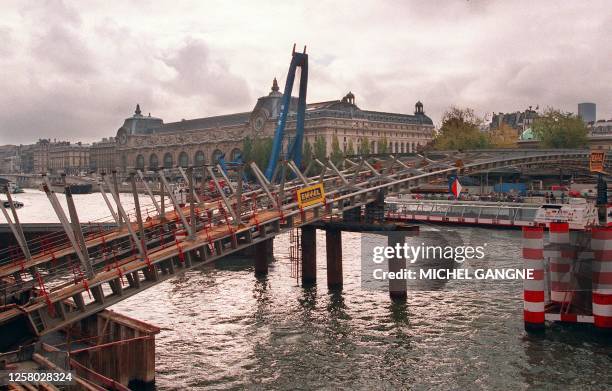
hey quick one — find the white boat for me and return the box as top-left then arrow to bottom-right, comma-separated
1,200 -> 24,209
385,197 -> 598,230
533,198 -> 598,230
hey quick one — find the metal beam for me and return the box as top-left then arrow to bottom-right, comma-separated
157,170 -> 193,237
98,179 -> 120,225
0,189 -> 35,276
206,166 -> 239,222
41,175 -> 91,274
287,160 -> 310,185
234,164 -> 244,226
101,174 -> 146,257
137,170 -> 161,214
130,173 -> 146,247
63,177 -> 94,279
250,162 -> 279,210
178,166 -> 201,204
187,167 -> 197,238
216,164 -> 235,194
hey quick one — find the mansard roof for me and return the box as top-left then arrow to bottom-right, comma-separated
161,112 -> 251,132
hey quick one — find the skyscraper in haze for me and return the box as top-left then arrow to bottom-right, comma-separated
578,102 -> 596,123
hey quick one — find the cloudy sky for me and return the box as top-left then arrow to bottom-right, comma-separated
0,0 -> 610,144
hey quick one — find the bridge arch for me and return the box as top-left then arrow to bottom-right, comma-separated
163,152 -> 173,168
211,149 -> 223,164
230,148 -> 242,161
178,151 -> 189,167
194,150 -> 205,166
149,154 -> 159,169
136,154 -> 145,170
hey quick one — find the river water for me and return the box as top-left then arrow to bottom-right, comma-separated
2,191 -> 611,390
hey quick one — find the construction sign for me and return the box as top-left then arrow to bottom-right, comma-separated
590,150 -> 606,173
297,183 -> 325,208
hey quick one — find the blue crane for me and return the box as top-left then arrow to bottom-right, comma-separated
264,45 -> 308,181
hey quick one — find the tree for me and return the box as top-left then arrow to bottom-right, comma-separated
489,123 -> 518,148
330,135 -> 344,166
346,138 -> 355,156
433,106 -> 490,150
314,135 -> 327,161
532,108 -> 588,148
302,138 -> 313,170
360,137 -> 370,155
378,136 -> 389,154
242,136 -> 254,163
252,137 -> 273,170
241,136 -> 272,180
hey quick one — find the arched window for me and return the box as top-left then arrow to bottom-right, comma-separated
178,151 -> 189,167
194,150 -> 205,166
230,148 -> 242,161
136,154 -> 145,170
401,142 -> 405,153
149,154 -> 159,169
394,142 -> 399,153
211,149 -> 223,164
370,141 -> 376,154
163,152 -> 173,168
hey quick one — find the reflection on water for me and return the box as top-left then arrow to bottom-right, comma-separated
109,228 -> 610,390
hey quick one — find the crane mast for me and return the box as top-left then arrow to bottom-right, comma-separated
264,45 -> 308,181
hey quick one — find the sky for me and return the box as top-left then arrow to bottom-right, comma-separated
0,0 -> 610,145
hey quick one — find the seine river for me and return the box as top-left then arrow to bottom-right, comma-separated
3,191 -> 611,390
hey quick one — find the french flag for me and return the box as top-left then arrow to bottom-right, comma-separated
449,177 -> 462,199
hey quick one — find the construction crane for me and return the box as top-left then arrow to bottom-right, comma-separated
264,44 -> 308,181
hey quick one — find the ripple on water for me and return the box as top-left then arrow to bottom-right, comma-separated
109,227 -> 612,390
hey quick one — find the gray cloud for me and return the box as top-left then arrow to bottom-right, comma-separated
0,0 -> 610,145
161,39 -> 251,107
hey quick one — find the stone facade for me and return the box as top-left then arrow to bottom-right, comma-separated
90,137 -> 117,174
490,107 -> 539,135
114,81 -> 435,172
48,141 -> 90,175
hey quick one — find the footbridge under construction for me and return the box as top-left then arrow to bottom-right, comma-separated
0,149 -> 598,348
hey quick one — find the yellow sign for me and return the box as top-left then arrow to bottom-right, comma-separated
297,183 -> 325,208
590,150 -> 606,173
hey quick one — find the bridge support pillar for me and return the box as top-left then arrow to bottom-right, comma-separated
255,238 -> 273,275
388,232 -> 407,301
301,226 -> 317,285
326,229 -> 343,290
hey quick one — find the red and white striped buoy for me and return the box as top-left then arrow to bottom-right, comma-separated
591,227 -> 612,332
522,226 -> 545,332
547,222 -> 573,306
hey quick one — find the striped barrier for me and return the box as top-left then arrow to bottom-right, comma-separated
591,227 -> 612,331
523,226 -> 545,332
547,222 -> 573,305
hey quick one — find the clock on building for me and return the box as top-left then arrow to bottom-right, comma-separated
117,129 -> 128,145
254,115 -> 265,133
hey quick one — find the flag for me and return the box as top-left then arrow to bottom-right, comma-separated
449,177 -> 462,198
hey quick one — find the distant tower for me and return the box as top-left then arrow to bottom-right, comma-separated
415,101 -> 424,115
578,102 -> 596,123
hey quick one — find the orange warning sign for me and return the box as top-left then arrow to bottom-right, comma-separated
590,151 -> 606,173
297,183 -> 325,208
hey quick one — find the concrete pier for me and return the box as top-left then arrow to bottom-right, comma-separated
388,232 -> 407,301
326,229 -> 343,289
255,238 -> 273,275
301,225 -> 317,285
